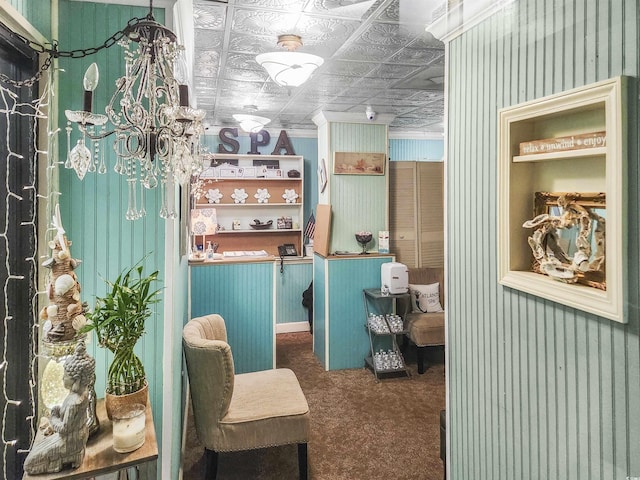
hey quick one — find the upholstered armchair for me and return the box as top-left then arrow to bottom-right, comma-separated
399,267 -> 446,374
182,314 -> 310,479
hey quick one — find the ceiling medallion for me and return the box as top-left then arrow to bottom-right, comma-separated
256,34 -> 324,88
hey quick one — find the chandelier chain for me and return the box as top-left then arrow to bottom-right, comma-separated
0,16 -> 145,88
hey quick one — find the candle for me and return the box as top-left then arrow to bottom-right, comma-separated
82,63 -> 99,113
112,403 -> 146,453
179,84 -> 189,107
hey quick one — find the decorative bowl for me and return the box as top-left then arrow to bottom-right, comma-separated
250,219 -> 273,230
355,232 -> 373,255
355,232 -> 373,244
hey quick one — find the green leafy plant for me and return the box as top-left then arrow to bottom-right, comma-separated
82,259 -> 161,395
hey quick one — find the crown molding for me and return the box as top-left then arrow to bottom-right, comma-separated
426,0 -> 515,43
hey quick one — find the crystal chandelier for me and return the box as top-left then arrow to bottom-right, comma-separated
64,2 -> 205,220
256,35 -> 324,88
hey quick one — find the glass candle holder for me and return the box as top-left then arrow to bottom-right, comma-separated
112,403 -> 146,453
40,339 -> 77,412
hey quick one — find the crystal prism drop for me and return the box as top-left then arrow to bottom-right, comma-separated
69,140 -> 92,180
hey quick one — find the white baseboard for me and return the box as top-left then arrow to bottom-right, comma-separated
276,322 -> 310,334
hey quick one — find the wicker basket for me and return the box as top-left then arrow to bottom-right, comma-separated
105,382 -> 148,420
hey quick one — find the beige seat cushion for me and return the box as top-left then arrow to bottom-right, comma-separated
405,311 -> 445,346
216,368 -> 310,452
223,369 -> 309,423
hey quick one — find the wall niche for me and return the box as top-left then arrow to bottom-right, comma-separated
498,77 -> 628,323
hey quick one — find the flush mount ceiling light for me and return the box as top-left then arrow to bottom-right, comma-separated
256,34 -> 324,88
233,106 -> 271,133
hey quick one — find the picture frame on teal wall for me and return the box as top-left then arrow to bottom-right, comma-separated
333,152 -> 385,175
318,158 -> 327,192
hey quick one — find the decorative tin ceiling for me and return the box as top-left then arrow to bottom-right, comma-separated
192,0 -> 445,134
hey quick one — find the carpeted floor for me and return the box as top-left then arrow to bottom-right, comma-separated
182,332 -> 446,480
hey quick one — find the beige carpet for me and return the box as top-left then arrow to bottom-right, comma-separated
182,332 -> 446,480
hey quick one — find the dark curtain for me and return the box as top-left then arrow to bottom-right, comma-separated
0,21 -> 38,480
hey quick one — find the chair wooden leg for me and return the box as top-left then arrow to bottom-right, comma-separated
417,346 -> 426,374
297,443 -> 308,480
204,448 -> 218,480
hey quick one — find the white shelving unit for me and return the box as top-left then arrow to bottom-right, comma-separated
362,288 -> 411,382
193,154 -> 304,257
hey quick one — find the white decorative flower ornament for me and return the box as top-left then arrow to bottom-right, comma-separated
231,188 -> 248,204
205,188 -> 223,204
254,188 -> 271,203
282,189 -> 299,203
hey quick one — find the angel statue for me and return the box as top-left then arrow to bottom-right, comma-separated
24,341 -> 95,474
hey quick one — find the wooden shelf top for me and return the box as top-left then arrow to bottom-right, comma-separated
23,399 -> 157,480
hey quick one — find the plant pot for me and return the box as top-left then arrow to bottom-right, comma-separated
105,382 -> 148,420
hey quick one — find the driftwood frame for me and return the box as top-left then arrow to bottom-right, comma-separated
531,191 -> 606,290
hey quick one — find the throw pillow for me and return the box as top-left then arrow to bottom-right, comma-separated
409,283 -> 444,313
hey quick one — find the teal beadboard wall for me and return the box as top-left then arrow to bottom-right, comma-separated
389,138 -> 444,162
329,123 -> 388,253
6,0 -> 51,38
313,254 -> 327,365
447,1 -> 640,479
190,263 -> 274,373
275,261 -> 312,325
56,0 -> 169,470
326,256 -> 393,370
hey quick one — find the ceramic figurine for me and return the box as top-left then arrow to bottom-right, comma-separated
24,341 -> 95,474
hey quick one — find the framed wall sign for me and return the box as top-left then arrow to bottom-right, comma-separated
333,152 -> 385,175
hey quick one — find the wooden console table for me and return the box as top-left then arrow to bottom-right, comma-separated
23,399 -> 158,480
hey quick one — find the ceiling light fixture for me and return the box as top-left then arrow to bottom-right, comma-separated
62,0 -> 205,220
256,35 -> 324,88
233,106 -> 271,133
233,114 -> 272,133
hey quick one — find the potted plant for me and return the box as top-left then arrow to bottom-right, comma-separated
82,259 -> 160,418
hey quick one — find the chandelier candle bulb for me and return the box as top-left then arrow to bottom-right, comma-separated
82,63 -> 99,113
178,85 -> 189,107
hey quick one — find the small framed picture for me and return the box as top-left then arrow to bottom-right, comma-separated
318,158 -> 327,193
253,159 -> 280,169
334,152 -> 386,175
210,158 -> 239,168
219,168 -> 237,178
265,169 -> 283,178
241,167 -> 257,178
